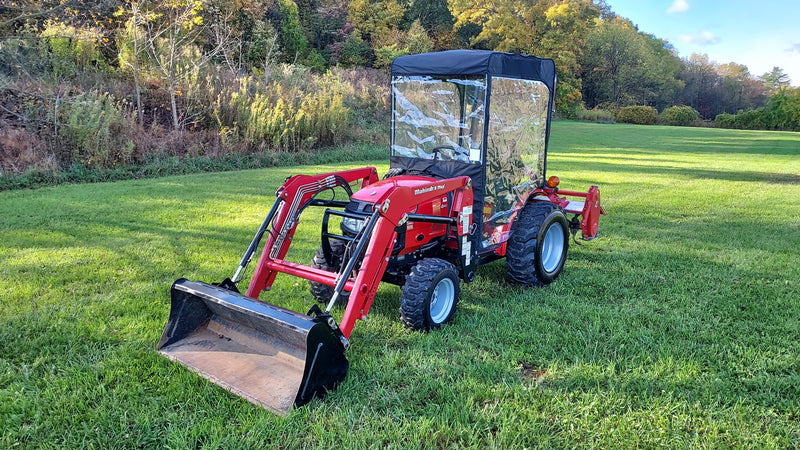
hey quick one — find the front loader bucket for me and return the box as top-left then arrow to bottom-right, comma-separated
158,279 -> 348,413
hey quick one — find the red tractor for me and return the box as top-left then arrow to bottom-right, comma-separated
158,50 -> 605,413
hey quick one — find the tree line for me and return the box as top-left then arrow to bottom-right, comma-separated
1,0 -> 798,178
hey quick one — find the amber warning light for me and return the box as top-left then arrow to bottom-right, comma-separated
547,176 -> 560,188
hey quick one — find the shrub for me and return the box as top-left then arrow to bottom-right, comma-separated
374,44 -> 408,69
713,91 -> 800,131
303,50 -> 327,72
59,92 -> 136,168
762,87 -> 800,131
733,108 -> 767,130
555,83 -> 582,119
615,106 -> 657,125
0,128 -> 58,175
335,35 -> 371,67
576,106 -> 615,123
660,105 -> 700,126
330,67 -> 389,114
714,113 -> 736,129
406,20 -> 434,55
330,67 -> 389,143
246,20 -> 280,69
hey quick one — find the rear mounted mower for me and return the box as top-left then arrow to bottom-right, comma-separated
158,50 -> 606,413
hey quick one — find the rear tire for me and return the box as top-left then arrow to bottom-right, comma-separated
399,258 -> 460,331
506,201 -> 569,287
309,239 -> 351,305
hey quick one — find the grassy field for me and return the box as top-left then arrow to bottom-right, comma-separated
2,121 -> 799,448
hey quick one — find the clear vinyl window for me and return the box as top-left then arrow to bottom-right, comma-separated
391,76 -> 487,163
482,77 -> 550,246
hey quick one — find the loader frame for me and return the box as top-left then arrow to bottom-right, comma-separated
240,167 -> 475,339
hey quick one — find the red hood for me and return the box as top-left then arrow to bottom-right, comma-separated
350,175 -> 440,202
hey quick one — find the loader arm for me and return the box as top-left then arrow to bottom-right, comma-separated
245,167 -> 378,298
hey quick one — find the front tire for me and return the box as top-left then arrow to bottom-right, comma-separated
506,201 -> 569,287
399,258 -> 460,331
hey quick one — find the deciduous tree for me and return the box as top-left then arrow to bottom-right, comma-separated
135,0 -> 225,130
581,16 -> 682,110
348,0 -> 405,64
448,0 -> 599,116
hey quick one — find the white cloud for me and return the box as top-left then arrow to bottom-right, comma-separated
787,43 -> 800,54
667,0 -> 690,14
678,31 -> 720,46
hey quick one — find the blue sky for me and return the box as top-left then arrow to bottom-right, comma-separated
605,0 -> 800,86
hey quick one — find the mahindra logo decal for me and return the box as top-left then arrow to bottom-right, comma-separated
414,185 -> 445,195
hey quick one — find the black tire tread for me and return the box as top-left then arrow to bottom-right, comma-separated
506,201 -> 566,287
399,258 -> 459,331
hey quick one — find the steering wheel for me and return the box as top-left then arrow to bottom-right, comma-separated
430,145 -> 456,161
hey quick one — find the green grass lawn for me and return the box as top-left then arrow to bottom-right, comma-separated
2,121 -> 799,448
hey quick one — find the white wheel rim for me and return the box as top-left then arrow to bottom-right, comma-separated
541,222 -> 565,273
429,278 -> 455,324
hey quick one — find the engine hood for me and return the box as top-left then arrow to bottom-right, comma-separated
350,175 -> 440,203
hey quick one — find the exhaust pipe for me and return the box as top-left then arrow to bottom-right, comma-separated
158,279 -> 349,414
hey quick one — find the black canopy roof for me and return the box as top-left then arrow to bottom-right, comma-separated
391,50 -> 556,94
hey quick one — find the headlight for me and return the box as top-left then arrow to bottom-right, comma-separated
341,216 -> 367,235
